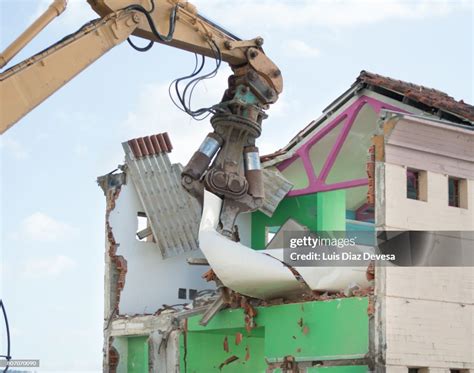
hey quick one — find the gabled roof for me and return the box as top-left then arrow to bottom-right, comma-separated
356,71 -> 474,123
262,70 -> 473,163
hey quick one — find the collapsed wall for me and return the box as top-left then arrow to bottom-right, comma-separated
98,131 -> 375,372
98,133 -> 213,372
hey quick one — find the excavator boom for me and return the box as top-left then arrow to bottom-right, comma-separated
0,9 -> 139,133
0,0 -> 282,134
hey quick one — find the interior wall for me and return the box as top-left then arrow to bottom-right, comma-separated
326,104 -> 378,184
280,157 -> 309,189
109,182 -> 212,315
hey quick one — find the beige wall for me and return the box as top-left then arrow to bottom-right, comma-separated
376,114 -> 474,372
380,266 -> 474,371
383,163 -> 473,231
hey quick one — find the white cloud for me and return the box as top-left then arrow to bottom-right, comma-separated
22,255 -> 76,278
286,40 -> 320,58
26,0 -> 472,38
0,138 -> 29,159
73,143 -> 89,158
10,327 -> 25,338
18,212 -> 78,242
195,0 -> 472,29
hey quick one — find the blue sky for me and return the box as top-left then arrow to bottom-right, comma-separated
0,0 -> 472,370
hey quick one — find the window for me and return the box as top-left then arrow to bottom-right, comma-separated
136,212 -> 153,241
407,169 -> 427,201
408,369 -> 419,373
189,289 -> 198,300
178,288 -> 198,300
178,288 -> 187,299
448,177 -> 468,208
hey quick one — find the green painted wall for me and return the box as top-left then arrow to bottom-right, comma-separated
251,190 -> 346,250
180,329 -> 266,372
274,368 -> 368,373
316,190 -> 346,231
127,336 -> 148,373
307,367 -> 368,372
181,298 -> 369,372
251,194 -> 318,250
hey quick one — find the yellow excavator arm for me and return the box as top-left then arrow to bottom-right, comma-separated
0,0 -> 282,134
0,0 -> 284,238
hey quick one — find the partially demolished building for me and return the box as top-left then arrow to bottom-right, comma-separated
98,71 -> 474,372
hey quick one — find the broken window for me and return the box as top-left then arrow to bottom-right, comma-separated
136,212 -> 153,241
448,177 -> 468,208
407,169 -> 427,201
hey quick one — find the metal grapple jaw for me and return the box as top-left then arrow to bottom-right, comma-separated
182,110 -> 265,241
181,54 -> 281,240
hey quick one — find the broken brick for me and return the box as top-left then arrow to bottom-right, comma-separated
223,336 -> 229,353
235,332 -> 243,346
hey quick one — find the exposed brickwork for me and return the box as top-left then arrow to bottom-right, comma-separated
107,338 -> 119,373
105,187 -> 128,312
367,145 -> 376,204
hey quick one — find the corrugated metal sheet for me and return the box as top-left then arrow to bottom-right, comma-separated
260,168 -> 293,217
123,132 -> 200,259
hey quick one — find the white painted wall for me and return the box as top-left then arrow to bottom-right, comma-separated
109,182 -> 213,315
236,211 -> 252,247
